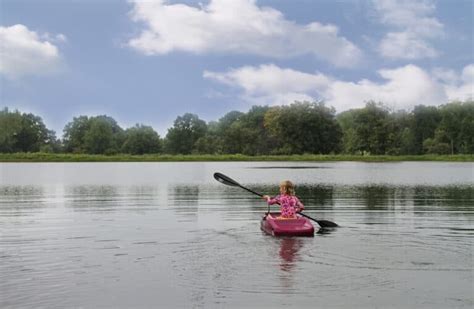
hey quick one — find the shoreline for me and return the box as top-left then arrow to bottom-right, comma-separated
0,153 -> 472,162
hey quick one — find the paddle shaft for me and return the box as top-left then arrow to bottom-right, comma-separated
236,185 -> 271,214
239,185 -> 264,198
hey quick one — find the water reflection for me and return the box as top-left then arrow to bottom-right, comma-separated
247,184 -> 474,213
249,166 -> 330,169
65,185 -> 119,212
0,185 -> 44,197
67,185 -> 118,199
279,238 -> 303,272
413,185 -> 474,209
63,185 -> 167,213
0,186 -> 46,217
358,185 -> 395,209
2,184 -> 472,217
298,185 -> 335,209
169,185 -> 200,222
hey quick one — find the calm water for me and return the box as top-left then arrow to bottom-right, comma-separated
0,162 -> 473,308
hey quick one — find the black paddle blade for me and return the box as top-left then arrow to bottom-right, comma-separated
298,212 -> 339,228
213,172 -> 241,187
316,220 -> 339,228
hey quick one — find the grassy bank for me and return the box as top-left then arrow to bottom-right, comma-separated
0,153 -> 472,162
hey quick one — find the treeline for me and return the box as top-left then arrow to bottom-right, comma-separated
1,100 -> 473,155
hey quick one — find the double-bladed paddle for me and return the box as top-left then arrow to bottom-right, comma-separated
213,172 -> 338,228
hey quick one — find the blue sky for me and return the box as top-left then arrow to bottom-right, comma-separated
1,0 -> 472,136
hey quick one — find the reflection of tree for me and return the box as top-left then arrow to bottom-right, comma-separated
298,185 -> 335,210
169,185 -> 200,221
359,186 -> 394,210
66,185 -> 118,211
349,185 -> 474,211
239,183 -> 474,214
0,185 -> 44,198
0,185 -> 45,215
279,238 -> 303,272
69,185 -> 117,198
414,186 -> 474,210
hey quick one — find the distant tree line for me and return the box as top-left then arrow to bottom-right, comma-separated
1,100 -> 473,155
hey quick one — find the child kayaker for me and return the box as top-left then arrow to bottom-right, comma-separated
262,180 -> 304,219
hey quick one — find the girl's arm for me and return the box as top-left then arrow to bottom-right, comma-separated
263,195 -> 280,205
295,197 -> 304,211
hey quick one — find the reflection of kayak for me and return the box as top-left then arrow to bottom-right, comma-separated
260,213 -> 315,237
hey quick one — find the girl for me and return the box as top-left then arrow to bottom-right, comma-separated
263,180 -> 304,219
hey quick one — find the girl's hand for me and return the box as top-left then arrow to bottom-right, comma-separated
262,195 -> 270,201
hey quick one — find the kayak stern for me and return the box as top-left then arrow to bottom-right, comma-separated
260,213 -> 315,237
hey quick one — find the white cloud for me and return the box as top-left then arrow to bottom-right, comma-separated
203,64 -> 329,105
443,64 -> 474,102
204,63 -> 473,112
204,64 -> 330,95
372,0 -> 443,60
326,65 -> 446,110
0,24 -> 65,79
128,0 -> 362,67
378,32 -> 438,59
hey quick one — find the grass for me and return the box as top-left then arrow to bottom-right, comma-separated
0,153 -> 472,162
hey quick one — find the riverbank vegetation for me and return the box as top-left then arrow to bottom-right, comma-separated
1,100 -> 473,161
0,153 -> 472,162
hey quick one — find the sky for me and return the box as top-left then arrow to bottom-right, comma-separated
1,0 -> 473,136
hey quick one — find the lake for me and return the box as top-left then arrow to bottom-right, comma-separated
0,162 -> 473,308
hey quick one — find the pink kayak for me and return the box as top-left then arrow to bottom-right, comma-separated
260,212 -> 315,237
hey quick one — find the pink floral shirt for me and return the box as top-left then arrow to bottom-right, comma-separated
267,194 -> 304,218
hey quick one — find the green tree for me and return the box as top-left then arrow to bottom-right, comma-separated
436,101 -> 473,154
398,127 -> 416,155
385,110 -> 415,155
412,105 -> 441,154
0,108 -> 23,152
0,108 -> 57,153
17,113 -> 52,152
350,102 -> 390,155
194,121 -> 221,154
337,109 -> 358,154
458,101 -> 474,153
83,118 -> 114,154
63,116 -> 91,153
84,116 -> 123,154
423,136 -> 451,154
215,111 -> 245,154
264,101 -> 342,154
63,115 -> 123,154
165,113 -> 207,154
238,105 -> 274,155
122,124 -> 162,154
213,106 -> 274,155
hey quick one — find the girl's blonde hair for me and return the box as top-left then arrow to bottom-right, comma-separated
280,180 -> 295,195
